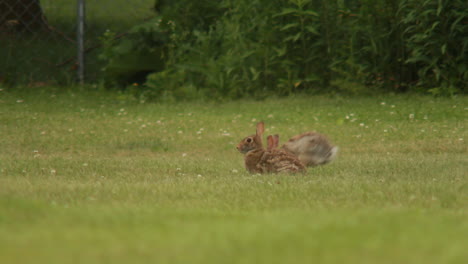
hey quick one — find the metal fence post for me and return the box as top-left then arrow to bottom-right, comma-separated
77,0 -> 86,84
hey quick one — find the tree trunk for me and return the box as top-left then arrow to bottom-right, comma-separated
0,0 -> 46,32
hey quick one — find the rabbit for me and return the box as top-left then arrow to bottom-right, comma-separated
281,131 -> 338,167
261,122 -> 338,167
237,122 -> 306,174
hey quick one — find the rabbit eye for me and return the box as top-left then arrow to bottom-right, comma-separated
246,138 -> 252,143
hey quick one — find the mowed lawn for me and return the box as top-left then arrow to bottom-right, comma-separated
0,88 -> 466,264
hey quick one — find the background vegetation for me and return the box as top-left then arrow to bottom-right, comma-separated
1,0 -> 466,98
0,0 -> 155,85
100,0 -> 467,100
0,88 -> 467,263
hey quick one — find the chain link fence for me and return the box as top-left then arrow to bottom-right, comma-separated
0,0 -> 155,85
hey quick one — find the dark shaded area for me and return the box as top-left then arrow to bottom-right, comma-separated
0,0 -> 46,33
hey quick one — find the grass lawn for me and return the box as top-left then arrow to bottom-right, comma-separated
0,88 -> 467,263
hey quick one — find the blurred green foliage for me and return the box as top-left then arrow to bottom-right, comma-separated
99,0 -> 467,100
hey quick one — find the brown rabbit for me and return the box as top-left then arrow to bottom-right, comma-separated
282,132 -> 338,167
262,123 -> 338,167
237,122 -> 306,174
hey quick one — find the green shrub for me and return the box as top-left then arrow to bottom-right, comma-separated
99,0 -> 467,100
400,0 -> 468,95
98,17 -> 167,87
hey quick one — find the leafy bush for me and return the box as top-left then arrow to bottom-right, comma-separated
99,0 -> 467,100
400,0 -> 467,95
98,18 -> 168,87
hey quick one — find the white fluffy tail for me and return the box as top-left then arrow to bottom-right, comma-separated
327,146 -> 339,163
282,132 -> 338,167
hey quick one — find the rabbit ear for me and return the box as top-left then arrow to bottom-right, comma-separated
256,122 -> 265,137
273,134 -> 279,148
267,135 -> 274,150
